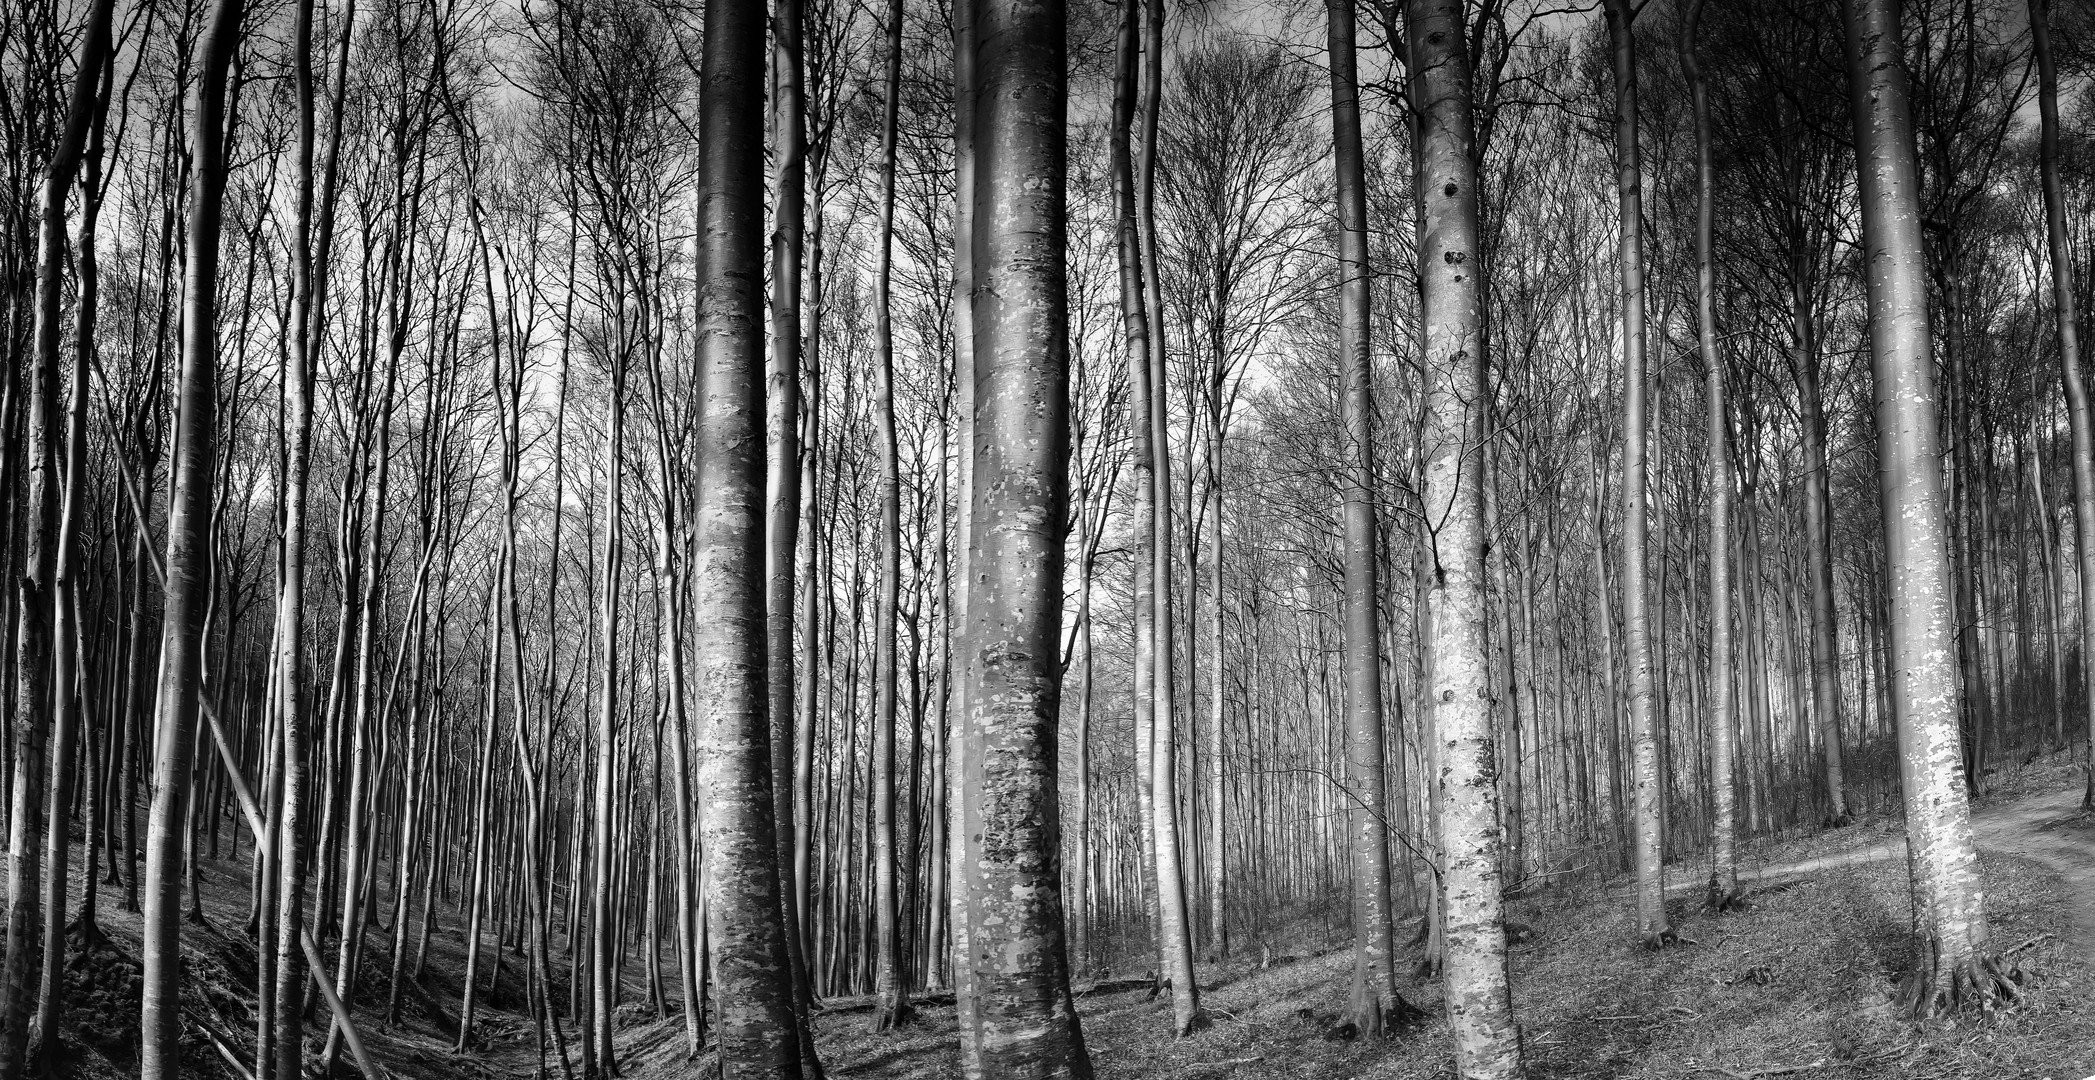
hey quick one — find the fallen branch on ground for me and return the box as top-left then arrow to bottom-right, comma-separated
1682,1059 -> 1826,1080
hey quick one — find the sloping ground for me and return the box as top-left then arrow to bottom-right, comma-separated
31,770 -> 2094,1079
610,776 -> 2094,1080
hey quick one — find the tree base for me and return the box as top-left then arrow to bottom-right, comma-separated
1703,876 -> 1747,913
1640,927 -> 1681,950
1329,994 -> 1423,1041
871,998 -> 914,1034
1896,950 -> 2019,1018
1823,810 -> 1854,829
1170,1009 -> 1213,1038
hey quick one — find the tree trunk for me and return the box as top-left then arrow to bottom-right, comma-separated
1330,0 -> 1408,1040
1406,2 -> 1522,1073
1604,0 -> 1672,947
1680,0 -> 1741,910
692,0 -> 810,1068
870,0 -> 910,1028
14,1 -> 116,1067
768,0 -> 824,1060
953,0 -> 1092,1068
140,4 -> 242,1074
2029,0 -> 2095,809
1840,0 -> 2010,1014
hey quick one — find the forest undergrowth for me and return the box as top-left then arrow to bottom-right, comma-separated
26,762 -> 2094,1080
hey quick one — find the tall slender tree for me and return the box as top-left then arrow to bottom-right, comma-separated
1679,0 -> 1742,912
1841,0 -> 2011,1015
1407,1 -> 1522,1073
693,0 -> 811,1067
1603,0 -> 1671,948
140,1 -> 244,1075
8,0 -> 116,1068
2028,0 -> 2094,811
1328,0 -> 1404,1041
869,0 -> 911,1030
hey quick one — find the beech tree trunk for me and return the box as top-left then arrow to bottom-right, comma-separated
1328,0 -> 1407,1040
1406,2 -> 1522,1073
8,0 -> 115,1068
692,0 -> 810,1068
140,3 -> 243,1074
953,0 -> 1092,1069
2029,0 -> 2095,810
1840,0 -> 2008,1015
1679,0 -> 1742,911
767,0 -> 824,1059
870,0 -> 910,1028
1603,0 -> 1672,948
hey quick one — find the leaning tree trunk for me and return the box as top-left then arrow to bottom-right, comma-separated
2029,0 -> 2095,811
1328,0 -> 1407,1042
692,0 -> 811,1070
9,0 -> 116,1069
953,0 -> 1093,1070
1679,0 -> 1742,912
1603,0 -> 1672,948
141,3 -> 242,1075
1406,2 -> 1523,1074
1840,0 -> 2012,1016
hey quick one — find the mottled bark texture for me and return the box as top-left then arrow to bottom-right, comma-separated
141,2 -> 243,1075
1603,0 -> 1672,948
1840,0 -> 2012,1016
694,0 -> 813,1070
1330,0 -> 1405,1042
1406,2 -> 1524,1075
954,0 -> 1092,1071
1679,0 -> 1742,913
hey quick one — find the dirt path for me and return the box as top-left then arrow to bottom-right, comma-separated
1707,784 -> 2095,957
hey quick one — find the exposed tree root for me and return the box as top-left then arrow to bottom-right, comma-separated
1169,1008 -> 1213,1037
1327,992 -> 1424,1042
1894,948 -> 2020,1018
1704,875 -> 1748,913
870,998 -> 915,1033
1640,927 -> 1681,950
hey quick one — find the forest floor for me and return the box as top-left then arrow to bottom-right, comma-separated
31,755 -> 2095,1080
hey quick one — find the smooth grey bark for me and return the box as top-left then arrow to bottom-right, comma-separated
11,0 -> 116,1068
1406,1 -> 1523,1073
1329,0 -> 1404,1041
1131,0 -> 1199,1036
2028,0 -> 2095,810
870,0 -> 910,1029
1107,0 -> 1162,1005
140,2 -> 243,1074
953,0 -> 1092,1070
1840,0 -> 2010,1015
1680,0 -> 1741,911
767,0 -> 824,1060
692,0 -> 810,1069
1603,0 -> 1672,947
